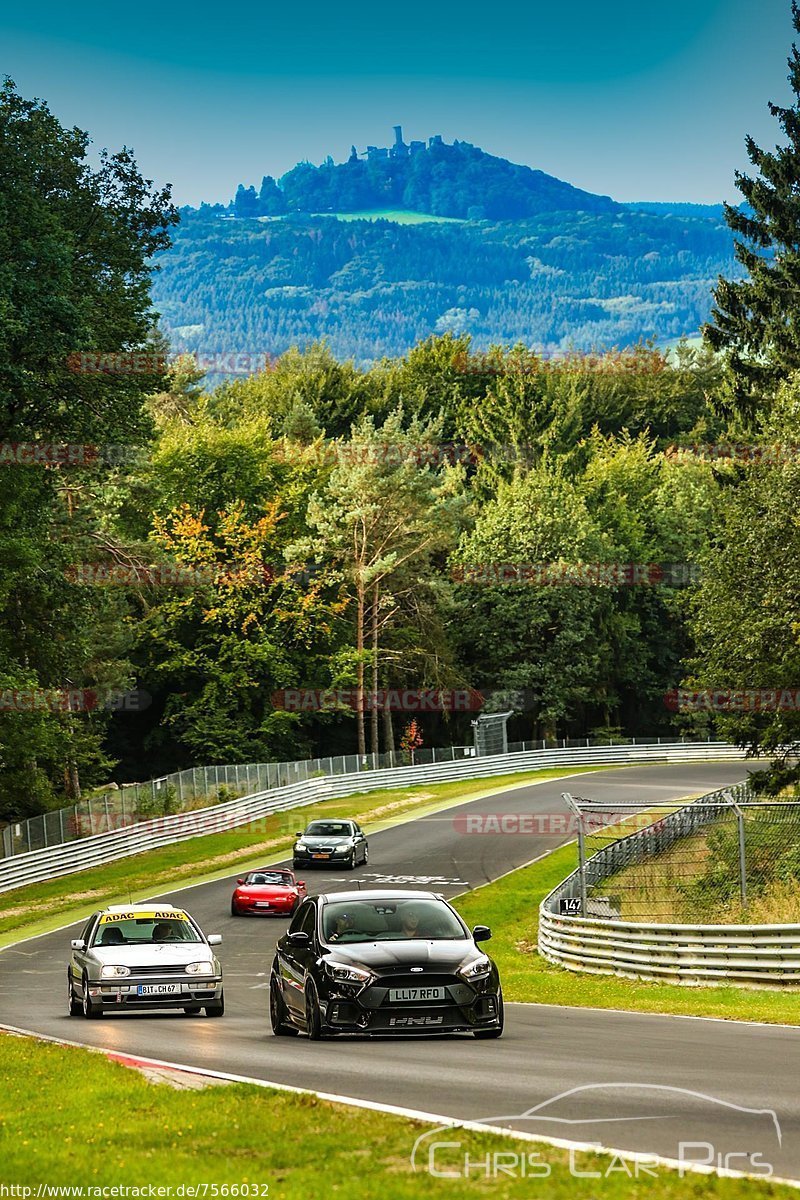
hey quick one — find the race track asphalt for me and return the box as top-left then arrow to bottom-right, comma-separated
3,762 -> 798,1180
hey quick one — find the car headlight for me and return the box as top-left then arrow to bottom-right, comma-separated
334,842 -> 354,854
324,959 -> 373,985
295,842 -> 307,851
459,956 -> 491,981
186,961 -> 215,975
100,964 -> 130,978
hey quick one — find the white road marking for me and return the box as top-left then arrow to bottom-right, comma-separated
1,1022 -> 797,1189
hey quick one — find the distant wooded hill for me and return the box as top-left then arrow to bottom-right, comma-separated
152,134 -> 737,365
230,132 -> 620,221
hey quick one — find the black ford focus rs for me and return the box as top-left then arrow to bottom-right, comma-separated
269,889 -> 503,1039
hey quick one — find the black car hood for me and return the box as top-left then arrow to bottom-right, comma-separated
320,939 -> 478,970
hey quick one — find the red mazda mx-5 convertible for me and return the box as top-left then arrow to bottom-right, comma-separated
230,868 -> 307,917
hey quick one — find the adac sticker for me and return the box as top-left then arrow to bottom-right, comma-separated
99,909 -> 188,923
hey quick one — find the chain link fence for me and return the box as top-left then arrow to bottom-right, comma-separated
566,784 -> 800,924
0,747 -> 482,859
1,732 -> 722,862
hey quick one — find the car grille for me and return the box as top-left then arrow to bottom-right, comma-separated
129,964 -> 190,976
375,972 -> 460,990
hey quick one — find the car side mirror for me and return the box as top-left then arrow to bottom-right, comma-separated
70,939 -> 85,951
236,878 -> 244,885
207,934 -> 222,946
472,925 -> 492,943
287,930 -> 311,946
297,880 -> 306,886
295,831 -> 303,838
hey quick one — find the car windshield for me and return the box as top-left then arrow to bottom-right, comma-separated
305,822 -> 352,837
92,916 -> 203,947
245,871 -> 292,885
321,899 -> 466,943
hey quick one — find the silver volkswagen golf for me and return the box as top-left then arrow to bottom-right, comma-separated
68,903 -> 224,1019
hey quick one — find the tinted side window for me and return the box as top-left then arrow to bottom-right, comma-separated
300,903 -> 317,937
289,901 -> 316,936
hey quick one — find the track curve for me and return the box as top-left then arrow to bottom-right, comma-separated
3,763 -> 799,1179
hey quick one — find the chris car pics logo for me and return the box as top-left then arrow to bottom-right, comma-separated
409,1084 -> 781,1181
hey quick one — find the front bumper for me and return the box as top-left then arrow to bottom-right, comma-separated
87,976 -> 223,1009
319,973 -> 501,1034
233,897 -> 297,915
293,849 -> 353,867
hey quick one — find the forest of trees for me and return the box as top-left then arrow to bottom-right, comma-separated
6,0 -> 800,829
152,204 -> 739,367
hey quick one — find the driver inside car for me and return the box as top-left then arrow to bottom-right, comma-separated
329,912 -> 356,941
398,905 -> 425,938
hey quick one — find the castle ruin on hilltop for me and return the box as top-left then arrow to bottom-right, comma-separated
348,126 -> 444,163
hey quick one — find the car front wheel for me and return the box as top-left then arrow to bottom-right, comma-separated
304,981 -> 325,1040
270,977 -> 299,1037
68,973 -> 81,1017
205,991 -> 225,1018
82,975 -> 102,1019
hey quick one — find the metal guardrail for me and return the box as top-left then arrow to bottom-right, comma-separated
1,749 -> 475,859
0,740 -> 744,895
539,779 -> 800,988
1,734 -> 712,860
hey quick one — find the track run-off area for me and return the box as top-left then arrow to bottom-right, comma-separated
3,762 -> 799,1181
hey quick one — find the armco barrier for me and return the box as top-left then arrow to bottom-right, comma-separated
0,741 -> 745,895
538,778 -> 800,988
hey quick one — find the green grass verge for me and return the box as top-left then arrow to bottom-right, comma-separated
0,767 -> 612,948
311,208 -> 465,224
453,845 -> 800,1025
0,1032 -> 791,1196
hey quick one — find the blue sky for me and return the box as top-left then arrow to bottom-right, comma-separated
1,0 -> 795,206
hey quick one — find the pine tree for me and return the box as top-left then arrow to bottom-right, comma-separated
705,1 -> 800,419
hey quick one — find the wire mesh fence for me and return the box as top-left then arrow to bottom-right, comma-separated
0,732 -> 724,861
566,784 -> 800,924
0,746 -> 483,859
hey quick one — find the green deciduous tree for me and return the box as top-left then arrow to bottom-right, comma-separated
296,410 -> 467,756
0,80 -> 177,817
